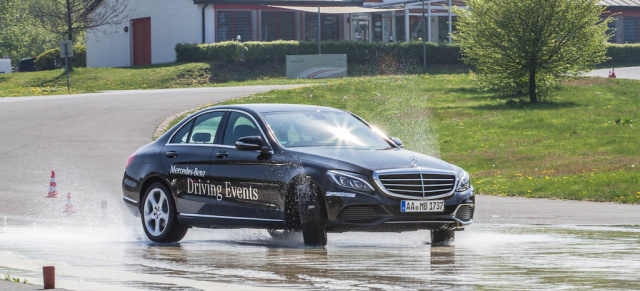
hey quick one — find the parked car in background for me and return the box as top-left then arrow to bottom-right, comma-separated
19,57 -> 37,72
0,58 -> 11,74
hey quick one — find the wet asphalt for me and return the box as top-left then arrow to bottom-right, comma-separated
0,87 -> 639,290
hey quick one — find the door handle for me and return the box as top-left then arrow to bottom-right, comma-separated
165,151 -> 178,158
215,151 -> 229,158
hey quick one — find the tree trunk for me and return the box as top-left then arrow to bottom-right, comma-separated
529,66 -> 537,103
66,0 -> 74,71
66,0 -> 73,42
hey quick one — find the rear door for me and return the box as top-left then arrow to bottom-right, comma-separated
161,111 -> 226,215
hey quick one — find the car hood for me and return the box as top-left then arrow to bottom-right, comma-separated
288,147 -> 456,173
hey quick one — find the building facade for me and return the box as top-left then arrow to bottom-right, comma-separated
86,0 -> 640,68
602,0 -> 640,43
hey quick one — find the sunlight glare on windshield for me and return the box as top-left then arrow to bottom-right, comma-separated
324,124 -> 365,146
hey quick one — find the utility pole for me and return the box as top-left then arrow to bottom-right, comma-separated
60,41 -> 73,91
317,7 -> 322,54
422,0 -> 426,67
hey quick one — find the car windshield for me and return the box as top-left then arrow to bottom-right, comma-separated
263,111 -> 392,149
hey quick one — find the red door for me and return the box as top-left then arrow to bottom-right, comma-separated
132,17 -> 151,66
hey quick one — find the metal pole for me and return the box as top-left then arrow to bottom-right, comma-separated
427,1 -> 432,43
317,7 -> 321,54
422,0 -> 426,67
391,10 -> 397,42
448,0 -> 453,43
65,52 -> 70,91
404,5 -> 410,42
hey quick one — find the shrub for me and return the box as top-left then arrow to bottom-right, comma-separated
175,41 -> 463,66
35,45 -> 86,71
605,43 -> 640,65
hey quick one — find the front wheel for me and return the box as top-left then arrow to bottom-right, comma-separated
141,183 -> 188,243
296,180 -> 327,247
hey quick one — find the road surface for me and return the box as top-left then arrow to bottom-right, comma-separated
0,87 -> 638,290
585,66 -> 640,79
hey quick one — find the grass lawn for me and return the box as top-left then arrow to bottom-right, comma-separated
169,74 -> 639,203
0,62 -> 324,97
0,61 -> 469,97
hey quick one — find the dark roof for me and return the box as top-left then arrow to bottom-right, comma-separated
193,0 -> 364,6
600,0 -> 640,6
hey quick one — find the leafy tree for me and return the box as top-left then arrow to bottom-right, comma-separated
32,0 -> 130,43
0,0 -> 59,65
453,0 -> 612,102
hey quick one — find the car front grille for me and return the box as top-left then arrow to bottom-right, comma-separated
374,169 -> 457,199
455,205 -> 474,221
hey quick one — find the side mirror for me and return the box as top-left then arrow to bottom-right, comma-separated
390,137 -> 403,148
236,136 -> 264,151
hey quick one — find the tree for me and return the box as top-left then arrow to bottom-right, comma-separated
32,0 -> 130,43
453,0 -> 612,103
0,0 -> 59,65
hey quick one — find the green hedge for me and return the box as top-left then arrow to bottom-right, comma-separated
35,45 -> 86,71
175,41 -> 463,66
605,43 -> 640,65
176,41 -> 640,67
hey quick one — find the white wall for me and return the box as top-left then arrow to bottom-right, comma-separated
87,0 -> 206,67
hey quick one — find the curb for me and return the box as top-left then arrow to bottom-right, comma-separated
152,107 -> 197,140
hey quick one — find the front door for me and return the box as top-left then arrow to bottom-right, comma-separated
209,111 -> 284,222
160,111 -> 225,215
132,17 -> 151,66
351,14 -> 370,42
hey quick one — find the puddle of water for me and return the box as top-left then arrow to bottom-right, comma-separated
0,222 -> 639,290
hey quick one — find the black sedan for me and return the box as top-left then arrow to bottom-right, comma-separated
122,104 -> 474,246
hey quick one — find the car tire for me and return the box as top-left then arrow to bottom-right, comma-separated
141,182 -> 188,243
431,229 -> 455,247
296,180 -> 327,247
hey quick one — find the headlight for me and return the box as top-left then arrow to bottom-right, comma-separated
327,170 -> 374,192
456,170 -> 471,192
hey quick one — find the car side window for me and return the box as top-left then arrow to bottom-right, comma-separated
170,120 -> 194,144
222,112 -> 260,146
188,112 -> 224,144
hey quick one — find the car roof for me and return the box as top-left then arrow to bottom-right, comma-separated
205,104 -> 346,114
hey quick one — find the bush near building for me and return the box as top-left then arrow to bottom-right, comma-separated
176,41 -> 640,68
175,41 -> 463,66
35,45 -> 86,71
604,43 -> 640,66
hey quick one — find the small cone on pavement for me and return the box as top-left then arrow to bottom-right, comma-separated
63,192 -> 76,214
609,68 -> 617,78
46,170 -> 59,198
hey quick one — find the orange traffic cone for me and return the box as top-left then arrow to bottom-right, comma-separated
63,192 -> 76,214
46,170 -> 59,198
609,68 -> 617,78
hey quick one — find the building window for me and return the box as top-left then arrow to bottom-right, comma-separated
304,13 -> 341,41
261,11 -> 296,41
216,10 -> 252,42
438,16 -> 457,43
395,15 -> 405,42
623,16 -> 640,43
607,17 -> 622,43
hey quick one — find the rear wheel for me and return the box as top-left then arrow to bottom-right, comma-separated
141,183 -> 188,243
431,229 -> 455,247
296,180 -> 327,247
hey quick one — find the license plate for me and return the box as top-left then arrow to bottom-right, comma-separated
401,200 -> 444,212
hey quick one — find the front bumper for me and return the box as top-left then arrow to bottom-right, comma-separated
323,186 -> 475,232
